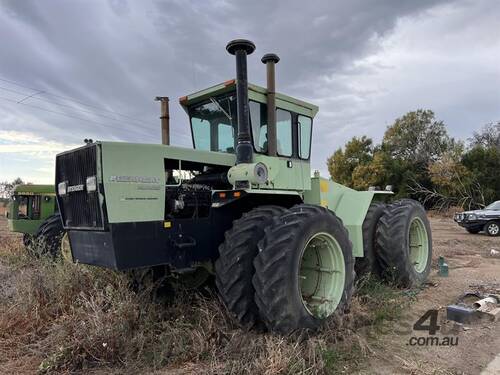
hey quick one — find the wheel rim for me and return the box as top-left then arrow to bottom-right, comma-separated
299,232 -> 345,319
488,223 -> 499,235
60,232 -> 73,262
409,217 -> 429,273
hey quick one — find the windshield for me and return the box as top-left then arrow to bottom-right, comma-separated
190,94 -> 237,153
485,201 -> 500,210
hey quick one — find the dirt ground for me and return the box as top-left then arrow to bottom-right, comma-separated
0,214 -> 499,374
366,214 -> 500,375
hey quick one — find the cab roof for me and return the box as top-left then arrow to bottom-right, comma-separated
13,184 -> 54,195
179,80 -> 319,118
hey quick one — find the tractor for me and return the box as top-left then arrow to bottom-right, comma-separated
6,184 -> 70,258
54,39 -> 432,334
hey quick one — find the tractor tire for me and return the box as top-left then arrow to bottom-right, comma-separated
23,233 -> 33,248
252,204 -> 355,334
215,205 -> 287,328
466,228 -> 481,234
354,202 -> 386,278
484,221 -> 500,236
376,200 -> 432,287
32,214 -> 65,258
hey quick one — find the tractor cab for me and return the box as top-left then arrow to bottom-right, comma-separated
180,80 -> 317,161
7,184 -> 57,235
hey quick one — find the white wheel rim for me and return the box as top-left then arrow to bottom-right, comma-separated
489,223 -> 499,235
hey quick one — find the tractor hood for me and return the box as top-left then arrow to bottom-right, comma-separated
13,184 -> 54,195
100,141 -> 236,168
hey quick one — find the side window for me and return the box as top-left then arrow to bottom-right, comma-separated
249,100 -> 268,153
276,109 -> 292,157
298,115 -> 312,159
191,118 -> 210,151
218,123 -> 234,153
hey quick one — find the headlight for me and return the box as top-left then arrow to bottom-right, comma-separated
254,162 -> 268,185
58,182 -> 67,196
468,214 -> 477,220
86,176 -> 97,192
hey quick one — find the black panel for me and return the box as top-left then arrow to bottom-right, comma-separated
56,145 -> 104,229
67,193 -> 301,271
69,230 -> 117,268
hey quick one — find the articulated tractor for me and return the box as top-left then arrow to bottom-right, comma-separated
55,40 -> 432,333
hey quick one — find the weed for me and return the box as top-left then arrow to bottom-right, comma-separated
0,237 -> 415,374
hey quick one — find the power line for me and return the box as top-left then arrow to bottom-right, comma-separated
0,85 -> 155,128
0,95 -> 155,139
0,76 -> 152,124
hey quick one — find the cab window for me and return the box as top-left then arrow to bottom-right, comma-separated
189,94 -> 237,153
298,115 -> 312,159
276,109 -> 292,157
249,100 -> 268,153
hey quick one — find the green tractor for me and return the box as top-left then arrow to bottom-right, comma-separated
6,184 -> 70,259
54,40 -> 432,333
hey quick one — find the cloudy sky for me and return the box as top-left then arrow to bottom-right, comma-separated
0,0 -> 499,184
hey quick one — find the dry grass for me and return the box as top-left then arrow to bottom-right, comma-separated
0,237 -> 412,374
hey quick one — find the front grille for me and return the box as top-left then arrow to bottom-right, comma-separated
56,145 -> 104,229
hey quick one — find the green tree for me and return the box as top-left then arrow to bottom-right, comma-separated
327,136 -> 373,187
462,145 -> 500,205
382,109 -> 452,166
470,121 -> 500,149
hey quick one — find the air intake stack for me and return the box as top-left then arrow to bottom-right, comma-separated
261,53 -> 279,156
226,39 -> 256,165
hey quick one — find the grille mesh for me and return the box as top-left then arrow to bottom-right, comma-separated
56,145 -> 103,229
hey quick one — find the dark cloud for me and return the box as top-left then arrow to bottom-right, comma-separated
1,0 -> 498,182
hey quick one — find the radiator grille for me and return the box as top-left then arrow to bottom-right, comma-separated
56,145 -> 104,229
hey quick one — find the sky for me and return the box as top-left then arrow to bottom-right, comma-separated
0,0 -> 499,184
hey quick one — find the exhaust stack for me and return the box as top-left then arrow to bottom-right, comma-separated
155,96 -> 170,145
226,39 -> 255,165
261,53 -> 279,157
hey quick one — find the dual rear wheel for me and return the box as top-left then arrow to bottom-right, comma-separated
216,199 -> 432,334
216,204 -> 354,333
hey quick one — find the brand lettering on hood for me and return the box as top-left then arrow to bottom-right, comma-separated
67,184 -> 84,193
110,176 -> 160,184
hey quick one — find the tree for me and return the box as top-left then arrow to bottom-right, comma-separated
382,109 -> 452,166
0,177 -> 24,199
470,121 -> 500,149
327,136 -> 373,187
462,146 -> 500,205
351,151 -> 390,190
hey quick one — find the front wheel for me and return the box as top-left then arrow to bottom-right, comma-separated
253,204 -> 355,334
32,214 -> 65,258
376,200 -> 432,287
485,221 -> 500,237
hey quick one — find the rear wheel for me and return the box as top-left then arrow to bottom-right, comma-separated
485,221 -> 500,237
253,204 -> 354,334
215,205 -> 286,328
376,200 -> 432,287
355,202 -> 386,278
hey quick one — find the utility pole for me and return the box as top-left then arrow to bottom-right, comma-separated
155,96 -> 170,145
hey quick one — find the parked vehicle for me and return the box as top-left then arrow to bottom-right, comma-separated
54,39 -> 433,333
454,201 -> 500,236
6,184 -> 70,258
